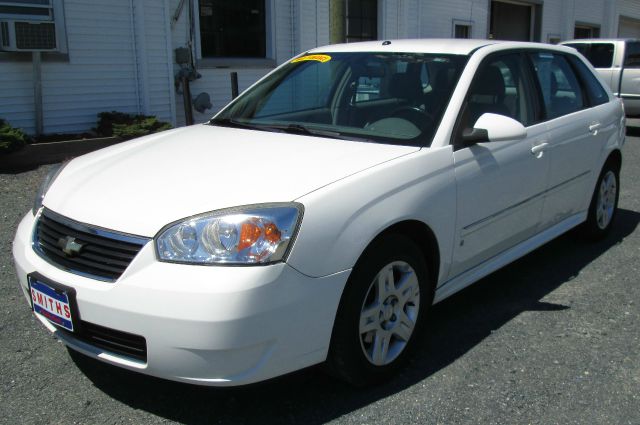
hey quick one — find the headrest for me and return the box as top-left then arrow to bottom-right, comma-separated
388,73 -> 422,101
432,67 -> 455,94
473,65 -> 505,97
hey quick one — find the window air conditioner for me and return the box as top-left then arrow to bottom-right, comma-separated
0,20 -> 58,52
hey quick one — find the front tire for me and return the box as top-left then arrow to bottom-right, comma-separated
327,234 -> 432,386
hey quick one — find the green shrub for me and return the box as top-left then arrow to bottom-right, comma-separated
0,119 -> 31,154
96,111 -> 172,140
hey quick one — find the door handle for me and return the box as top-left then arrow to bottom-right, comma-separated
589,122 -> 601,133
530,142 -> 549,157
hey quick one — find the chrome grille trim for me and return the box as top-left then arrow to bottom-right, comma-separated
32,208 -> 150,282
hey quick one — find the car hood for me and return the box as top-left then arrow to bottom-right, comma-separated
43,125 -> 419,236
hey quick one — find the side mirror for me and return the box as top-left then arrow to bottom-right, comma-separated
462,113 -> 527,145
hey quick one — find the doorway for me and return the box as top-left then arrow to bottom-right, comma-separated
490,0 -> 541,42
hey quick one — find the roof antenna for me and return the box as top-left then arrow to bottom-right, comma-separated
382,40 -> 392,45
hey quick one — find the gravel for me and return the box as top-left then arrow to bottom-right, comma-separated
1,135 -> 639,425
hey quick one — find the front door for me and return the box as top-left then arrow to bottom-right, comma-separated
450,53 -> 550,278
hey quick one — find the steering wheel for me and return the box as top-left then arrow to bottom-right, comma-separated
390,106 -> 434,131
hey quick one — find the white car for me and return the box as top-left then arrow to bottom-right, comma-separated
13,39 -> 624,387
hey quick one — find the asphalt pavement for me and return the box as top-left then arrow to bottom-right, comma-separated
1,132 -> 639,425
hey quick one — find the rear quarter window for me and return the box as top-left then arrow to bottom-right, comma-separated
568,55 -> 609,107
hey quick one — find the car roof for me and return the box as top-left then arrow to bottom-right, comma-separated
307,38 -> 577,56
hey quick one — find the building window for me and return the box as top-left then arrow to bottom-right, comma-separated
574,23 -> 600,39
453,20 -> 472,39
345,0 -> 377,42
0,0 -> 54,20
198,0 -> 266,58
0,0 -> 67,53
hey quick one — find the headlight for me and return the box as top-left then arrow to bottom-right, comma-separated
32,162 -> 67,215
156,203 -> 303,265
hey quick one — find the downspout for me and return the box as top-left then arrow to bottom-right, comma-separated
291,0 -> 296,55
164,0 -> 177,126
32,51 -> 43,135
129,0 -> 149,115
129,0 -> 141,114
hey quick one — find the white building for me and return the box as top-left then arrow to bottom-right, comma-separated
1,0 -> 640,135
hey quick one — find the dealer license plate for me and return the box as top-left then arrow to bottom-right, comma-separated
29,277 -> 75,332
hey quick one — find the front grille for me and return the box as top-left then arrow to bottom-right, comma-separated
33,209 -> 149,282
61,321 -> 147,362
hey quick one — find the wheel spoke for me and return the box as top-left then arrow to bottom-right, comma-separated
605,174 -> 613,188
359,306 -> 379,334
397,272 -> 420,305
394,312 -> 415,341
597,210 -> 604,226
377,266 -> 394,300
372,331 -> 391,365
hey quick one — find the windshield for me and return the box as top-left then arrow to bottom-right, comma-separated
210,52 -> 467,146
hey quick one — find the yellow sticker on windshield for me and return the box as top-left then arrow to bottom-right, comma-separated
291,54 -> 332,64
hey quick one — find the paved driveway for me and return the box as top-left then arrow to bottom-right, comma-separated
1,132 -> 639,425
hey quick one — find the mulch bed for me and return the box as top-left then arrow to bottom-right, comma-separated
0,136 -> 123,173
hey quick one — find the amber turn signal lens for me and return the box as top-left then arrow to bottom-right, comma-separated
264,222 -> 281,243
238,221 -> 262,251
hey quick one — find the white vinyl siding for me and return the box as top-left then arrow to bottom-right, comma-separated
0,61 -> 34,132
4,0 -> 640,135
0,0 -> 174,134
0,0 -> 138,134
414,0 -> 488,40
142,0 -> 174,124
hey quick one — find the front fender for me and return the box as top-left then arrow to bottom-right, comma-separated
289,146 -> 457,285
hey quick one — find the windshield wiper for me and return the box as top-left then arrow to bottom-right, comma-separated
258,123 -> 359,139
266,123 -> 326,136
267,123 -> 379,143
210,119 -> 376,143
208,118 -> 263,130
209,119 -> 318,135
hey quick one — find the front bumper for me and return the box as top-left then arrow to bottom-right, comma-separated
13,212 -> 350,386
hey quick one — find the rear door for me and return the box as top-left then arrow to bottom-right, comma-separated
528,51 -> 616,229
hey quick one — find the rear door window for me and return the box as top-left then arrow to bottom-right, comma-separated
529,52 -> 586,120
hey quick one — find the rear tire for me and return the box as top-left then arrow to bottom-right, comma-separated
326,234 -> 432,387
578,162 -> 620,240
